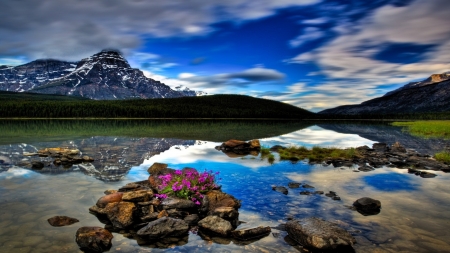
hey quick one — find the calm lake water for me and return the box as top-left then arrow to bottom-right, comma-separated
1,120 -> 450,253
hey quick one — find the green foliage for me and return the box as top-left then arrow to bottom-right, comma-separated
260,147 -> 271,156
391,121 -> 450,139
435,151 -> 450,164
0,93 -> 314,119
267,145 -> 360,163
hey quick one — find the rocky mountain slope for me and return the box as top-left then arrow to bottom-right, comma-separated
0,50 -> 202,100
319,72 -> 450,115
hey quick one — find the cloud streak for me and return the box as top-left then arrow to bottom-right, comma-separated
286,0 -> 450,111
0,0 -> 320,61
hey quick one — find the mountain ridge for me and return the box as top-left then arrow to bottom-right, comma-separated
0,50 -> 203,100
319,72 -> 450,115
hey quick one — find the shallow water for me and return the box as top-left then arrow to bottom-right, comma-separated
1,121 -> 450,253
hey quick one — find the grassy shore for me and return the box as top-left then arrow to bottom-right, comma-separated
391,120 -> 450,139
261,145 -> 360,163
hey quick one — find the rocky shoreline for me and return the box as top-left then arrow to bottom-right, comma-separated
21,139 -> 450,252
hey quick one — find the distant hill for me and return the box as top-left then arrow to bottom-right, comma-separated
0,94 -> 314,119
0,50 -> 203,100
319,72 -> 450,116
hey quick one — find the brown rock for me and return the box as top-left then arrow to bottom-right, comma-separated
82,155 -> 94,162
204,190 -> 241,213
198,216 -> 232,236
104,189 -> 118,195
89,205 -> 107,215
104,202 -> 136,228
157,210 -> 169,219
223,139 -> 247,148
212,207 -> 239,220
147,162 -> 170,175
96,192 -> 123,208
47,216 -> 79,227
122,190 -> 153,202
76,227 -> 113,253
248,139 -> 261,149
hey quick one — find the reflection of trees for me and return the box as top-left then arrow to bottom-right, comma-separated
0,119 -> 313,145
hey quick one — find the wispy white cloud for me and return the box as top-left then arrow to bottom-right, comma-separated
289,27 -> 325,47
0,0 -> 320,61
286,0 -> 450,111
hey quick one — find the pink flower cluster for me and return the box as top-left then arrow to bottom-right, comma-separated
157,168 -> 221,205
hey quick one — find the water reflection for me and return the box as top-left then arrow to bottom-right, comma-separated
318,122 -> 450,153
1,121 -> 450,252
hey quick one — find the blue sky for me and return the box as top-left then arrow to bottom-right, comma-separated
0,0 -> 449,112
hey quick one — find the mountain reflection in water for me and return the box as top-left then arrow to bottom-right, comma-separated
0,120 -> 450,252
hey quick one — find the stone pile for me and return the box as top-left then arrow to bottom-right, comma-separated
24,147 -> 94,169
215,139 -> 261,156
79,164 -> 271,252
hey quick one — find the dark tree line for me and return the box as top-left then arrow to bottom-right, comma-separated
0,94 -> 314,118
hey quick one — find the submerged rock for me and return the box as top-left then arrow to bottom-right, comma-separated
288,182 -> 301,188
47,216 -> 79,227
231,226 -> 271,240
286,217 -> 356,250
358,165 -> 375,172
272,186 -> 288,195
75,227 -> 113,253
353,197 -> 381,216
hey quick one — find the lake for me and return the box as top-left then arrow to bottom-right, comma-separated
1,120 -> 450,253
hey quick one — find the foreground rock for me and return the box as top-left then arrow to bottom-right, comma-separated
215,139 -> 261,156
137,217 -> 189,239
87,165 -> 275,249
286,217 -> 356,250
76,227 -> 113,253
353,197 -> 381,216
47,216 -> 79,227
198,216 -> 233,236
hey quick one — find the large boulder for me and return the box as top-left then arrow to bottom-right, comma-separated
75,227 -> 113,253
198,216 -> 233,236
215,139 -> 261,155
104,201 -> 136,228
353,197 -> 381,216
203,190 -> 241,214
137,217 -> 189,239
286,217 -> 356,250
